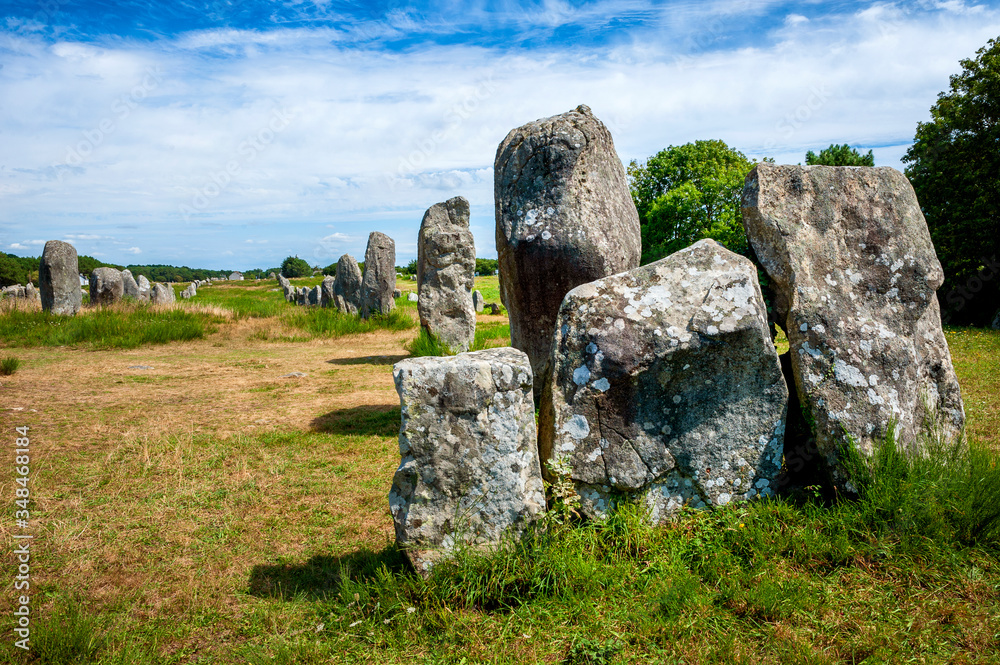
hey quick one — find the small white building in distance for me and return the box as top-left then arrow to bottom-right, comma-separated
229,271 -> 244,281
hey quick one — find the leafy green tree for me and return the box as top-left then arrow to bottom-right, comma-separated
280,256 -> 311,278
475,258 -> 498,275
322,262 -> 338,277
903,37 -> 1000,325
805,144 -> 874,166
627,140 -> 756,264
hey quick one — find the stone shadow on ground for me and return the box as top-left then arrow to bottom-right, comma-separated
310,405 -> 400,437
247,545 -> 409,600
327,354 -> 409,366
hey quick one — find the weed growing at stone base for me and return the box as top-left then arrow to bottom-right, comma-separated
406,323 -> 511,357
406,327 -> 455,356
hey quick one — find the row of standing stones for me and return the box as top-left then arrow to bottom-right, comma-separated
388,104 -> 968,575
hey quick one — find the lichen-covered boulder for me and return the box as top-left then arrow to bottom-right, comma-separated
495,104 -> 641,398
390,347 -> 545,575
360,232 -> 396,318
39,240 -> 82,315
89,267 -> 123,306
742,164 -> 965,485
333,254 -> 363,315
418,196 -> 477,352
540,239 -> 787,522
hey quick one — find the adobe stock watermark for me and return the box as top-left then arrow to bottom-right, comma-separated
11,425 -> 32,652
761,83 -> 833,155
672,1 -> 752,71
942,255 -> 1000,322
53,66 -> 163,180
179,107 -> 293,220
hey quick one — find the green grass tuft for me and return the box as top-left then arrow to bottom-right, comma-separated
287,308 -> 414,338
405,327 -> 455,357
0,355 -> 20,375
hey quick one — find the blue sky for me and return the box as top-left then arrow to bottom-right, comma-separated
1,1 -> 998,270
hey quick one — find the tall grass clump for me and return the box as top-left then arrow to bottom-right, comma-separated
287,308 -> 414,338
405,327 -> 455,357
0,305 -> 219,349
0,355 -> 20,375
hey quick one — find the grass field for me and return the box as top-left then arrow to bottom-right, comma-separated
0,279 -> 998,663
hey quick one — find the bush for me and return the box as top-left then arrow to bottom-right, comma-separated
280,256 -> 312,278
0,355 -> 19,375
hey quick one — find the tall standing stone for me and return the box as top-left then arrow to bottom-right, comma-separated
418,196 -> 477,352
333,254 -> 363,315
39,240 -> 82,315
473,290 -> 484,313
89,267 -> 124,306
320,275 -> 336,308
742,164 -> 965,486
122,269 -> 142,300
390,347 -> 545,575
541,240 -> 788,522
495,104 -> 641,398
360,232 -> 396,318
137,275 -> 151,302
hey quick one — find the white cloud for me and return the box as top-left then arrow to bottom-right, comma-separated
124,247 -> 141,254
9,243 -> 27,250
64,234 -> 105,240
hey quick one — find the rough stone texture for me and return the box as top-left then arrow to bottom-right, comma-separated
150,283 -> 175,304
360,232 -> 396,318
296,287 -> 308,306
742,164 -> 965,484
333,254 -> 363,315
89,267 -> 123,306
39,240 -> 82,315
540,239 -> 788,522
24,283 -> 40,302
137,275 -> 151,302
486,303 -> 502,315
408,292 -> 419,302
180,283 -> 197,300
473,290 -> 484,313
122,270 -> 142,300
495,104 -> 641,398
308,285 -> 320,306
277,275 -> 293,302
418,197 -> 477,352
320,276 -> 336,308
389,347 -> 545,575
393,288 -> 402,298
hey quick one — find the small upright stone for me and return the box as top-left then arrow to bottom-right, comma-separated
495,105 -> 641,397
418,197 -> 477,352
333,254 -> 363,315
742,164 -> 965,485
320,275 -> 336,308
473,290 -> 484,313
150,283 -> 175,304
89,267 -> 124,306
24,283 -> 40,302
39,240 -> 82,315
122,270 -> 142,300
390,347 -> 545,575
541,239 -> 788,522
308,285 -> 320,306
360,232 -> 396,318
137,275 -> 151,302
180,283 -> 197,299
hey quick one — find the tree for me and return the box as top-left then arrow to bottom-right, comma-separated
280,256 -> 311,278
322,262 -> 338,277
475,258 -> 498,275
805,144 -> 874,166
628,140 -> 756,264
903,37 -> 1000,326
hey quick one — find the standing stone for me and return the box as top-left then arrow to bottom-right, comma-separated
333,254 -> 363,315
150,283 -> 175,304
495,104 -> 641,398
390,347 -> 545,575
991,309 -> 1000,331
308,285 -> 321,306
269,272 -> 277,280
393,288 -> 402,298
137,275 -> 151,302
320,275 -> 336,308
540,239 -> 788,522
39,240 -> 82,315
486,303 -> 501,315
407,292 -> 419,302
742,164 -> 965,486
180,283 -> 197,299
122,270 -> 141,300
473,290 -> 484,313
360,232 -> 396,318
418,197 -> 477,352
89,267 -> 124,306
24,283 -> 40,302
296,287 -> 308,306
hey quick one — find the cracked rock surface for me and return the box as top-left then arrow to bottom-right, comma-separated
742,164 -> 965,485
418,196 -> 477,352
540,239 -> 788,523
360,232 -> 396,318
390,348 -> 545,575
494,104 -> 641,398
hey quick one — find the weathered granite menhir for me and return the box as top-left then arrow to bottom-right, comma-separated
418,196 -> 477,352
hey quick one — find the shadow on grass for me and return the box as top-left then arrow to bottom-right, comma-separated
310,405 -> 400,437
247,544 -> 409,600
327,354 -> 409,366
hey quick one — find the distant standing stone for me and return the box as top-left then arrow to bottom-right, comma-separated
320,275 -> 336,308
390,348 -> 545,575
360,232 -> 396,318
472,289 -> 484,313
180,283 -> 197,299
393,288 -> 402,298
121,269 -> 142,300
486,303 -> 501,315
540,239 -> 788,522
495,104 -> 641,398
407,292 -> 418,302
333,254 -> 363,315
137,274 -> 151,302
90,267 -> 124,306
742,164 -> 965,486
308,285 -> 321,306
39,240 -> 82,315
150,283 -> 176,304
418,196 -> 477,352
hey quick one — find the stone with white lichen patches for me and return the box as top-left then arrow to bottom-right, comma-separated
389,347 -> 545,575
539,239 -> 788,523
742,164 -> 965,488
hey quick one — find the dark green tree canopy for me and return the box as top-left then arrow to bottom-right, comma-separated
903,37 -> 1000,325
627,140 -> 756,264
280,255 -> 311,278
805,144 -> 874,166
